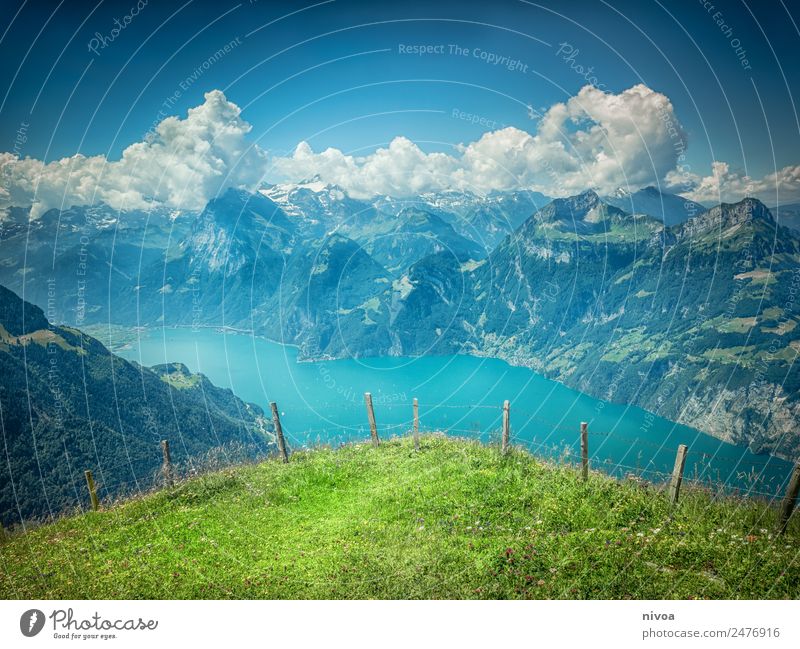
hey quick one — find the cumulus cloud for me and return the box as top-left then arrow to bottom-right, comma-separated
273,84 -> 686,198
667,161 -> 800,205
0,90 -> 267,217
3,84 -> 793,216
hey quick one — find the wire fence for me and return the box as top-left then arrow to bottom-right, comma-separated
270,396 -> 800,512
4,396 -> 798,535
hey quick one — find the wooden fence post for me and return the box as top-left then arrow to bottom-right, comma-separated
161,439 -> 173,486
580,422 -> 589,481
668,444 -> 688,506
84,470 -> 99,512
501,400 -> 510,454
778,463 -> 800,534
413,397 -> 420,451
365,392 -> 380,447
270,402 -> 289,463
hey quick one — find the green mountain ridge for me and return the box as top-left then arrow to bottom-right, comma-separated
2,436 -> 798,599
0,285 -> 274,526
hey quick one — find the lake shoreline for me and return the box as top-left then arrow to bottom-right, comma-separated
107,324 -> 795,498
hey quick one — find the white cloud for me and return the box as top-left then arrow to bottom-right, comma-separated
274,137 -> 459,198
667,161 -> 800,205
2,85 -> 795,216
0,90 -> 267,217
273,84 -> 686,198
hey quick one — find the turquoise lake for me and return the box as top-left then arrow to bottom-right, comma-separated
116,327 -> 795,499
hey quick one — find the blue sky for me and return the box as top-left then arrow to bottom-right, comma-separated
1,0 -> 799,210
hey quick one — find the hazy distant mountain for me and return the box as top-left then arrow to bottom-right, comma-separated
373,189 -> 485,220
0,202 -> 196,328
262,183 -> 549,249
603,186 -> 705,226
260,181 -> 379,236
462,190 -> 551,248
0,284 -> 273,525
769,202 -> 800,234
373,188 -> 550,248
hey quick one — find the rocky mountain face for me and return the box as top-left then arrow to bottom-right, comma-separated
150,188 -> 295,328
383,189 -> 665,359
260,233 -> 395,358
0,202 -> 192,327
0,284 -> 273,525
3,184 -> 798,460
388,194 -> 800,460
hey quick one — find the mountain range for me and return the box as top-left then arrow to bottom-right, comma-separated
1,183 -> 798,462
393,192 -> 800,460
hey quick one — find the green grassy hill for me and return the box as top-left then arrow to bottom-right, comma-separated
1,436 -> 798,599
